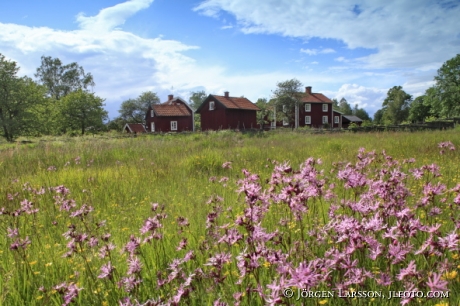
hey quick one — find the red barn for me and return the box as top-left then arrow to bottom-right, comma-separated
145,95 -> 194,132
196,92 -> 260,131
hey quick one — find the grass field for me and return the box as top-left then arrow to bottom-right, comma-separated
0,129 -> 459,305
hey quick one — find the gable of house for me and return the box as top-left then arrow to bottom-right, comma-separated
124,123 -> 146,133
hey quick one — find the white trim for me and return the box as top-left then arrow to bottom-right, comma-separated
151,122 -> 155,132
151,109 -> 154,117
305,116 -> 311,124
171,121 -> 178,131
322,116 -> 328,124
322,104 -> 328,112
209,101 -> 215,110
334,116 -> 339,124
305,103 -> 311,112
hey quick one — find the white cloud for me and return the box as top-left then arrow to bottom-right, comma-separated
328,84 -> 388,115
221,24 -> 234,29
76,0 -> 154,32
300,48 -> 335,55
194,0 -> 460,69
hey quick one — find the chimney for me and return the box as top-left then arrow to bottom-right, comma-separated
306,86 -> 312,94
168,94 -> 174,101
224,91 -> 229,98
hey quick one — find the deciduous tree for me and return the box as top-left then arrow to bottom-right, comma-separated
338,97 -> 353,115
60,89 -> 108,135
35,56 -> 95,100
432,54 -> 460,117
273,78 -> 303,129
118,91 -> 160,123
382,86 -> 412,124
0,54 -> 47,141
255,98 -> 272,130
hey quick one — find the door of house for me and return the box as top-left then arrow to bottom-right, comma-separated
151,122 -> 155,132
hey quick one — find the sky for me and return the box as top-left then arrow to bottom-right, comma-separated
1,0 -> 459,120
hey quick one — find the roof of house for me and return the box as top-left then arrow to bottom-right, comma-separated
301,92 -> 333,103
152,104 -> 192,117
124,123 -> 146,133
196,94 -> 260,113
342,115 -> 363,122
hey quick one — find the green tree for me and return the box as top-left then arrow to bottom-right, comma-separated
339,97 -> 353,115
35,56 -> 95,100
189,90 -> 207,111
382,86 -> 412,124
433,54 -> 460,117
118,91 -> 160,123
189,90 -> 207,131
373,109 -> 384,125
332,98 -> 339,110
255,98 -> 272,130
0,54 -> 48,141
60,89 -> 108,135
354,107 -> 371,121
273,78 -> 303,129
408,95 -> 432,122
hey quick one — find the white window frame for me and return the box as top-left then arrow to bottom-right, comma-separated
334,116 -> 339,124
305,116 -> 311,124
151,122 -> 155,132
171,121 -> 177,131
322,104 -> 328,112
282,105 -> 286,112
283,119 -> 288,126
209,101 -> 215,110
151,110 -> 154,117
322,116 -> 328,124
271,121 -> 276,127
305,104 -> 311,112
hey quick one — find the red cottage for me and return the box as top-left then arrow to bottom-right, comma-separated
273,86 -> 342,129
196,92 -> 260,131
123,123 -> 147,134
145,95 -> 194,132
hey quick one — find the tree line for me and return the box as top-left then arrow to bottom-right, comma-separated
0,53 -> 107,141
374,54 -> 460,125
2,52 -> 458,140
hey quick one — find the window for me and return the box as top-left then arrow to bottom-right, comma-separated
322,104 -> 328,112
171,121 -> 177,131
209,101 -> 215,110
334,116 -> 339,124
151,122 -> 155,132
282,105 -> 286,112
305,116 -> 311,124
151,110 -> 154,117
322,116 -> 328,124
271,121 -> 276,127
305,104 -> 311,112
283,119 -> 288,126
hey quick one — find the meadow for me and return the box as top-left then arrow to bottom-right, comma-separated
0,129 -> 459,305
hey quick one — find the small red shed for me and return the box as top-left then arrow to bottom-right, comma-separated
145,95 -> 194,132
123,123 -> 147,134
196,92 -> 260,131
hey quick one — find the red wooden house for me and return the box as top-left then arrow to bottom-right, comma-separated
145,95 -> 194,132
196,92 -> 260,131
272,86 -> 342,129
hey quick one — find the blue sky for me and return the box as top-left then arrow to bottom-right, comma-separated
1,0 -> 459,119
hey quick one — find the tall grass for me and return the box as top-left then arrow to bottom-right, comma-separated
0,130 -> 459,305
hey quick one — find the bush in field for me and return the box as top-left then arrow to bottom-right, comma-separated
1,143 -> 459,305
